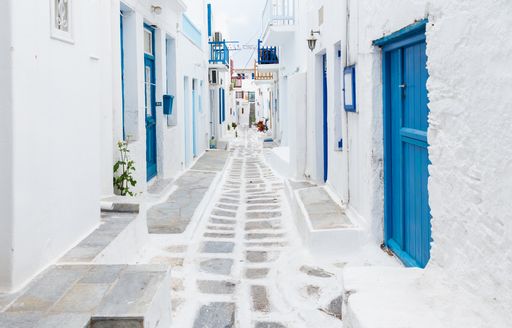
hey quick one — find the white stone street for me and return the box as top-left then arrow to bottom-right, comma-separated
134,129 -> 396,328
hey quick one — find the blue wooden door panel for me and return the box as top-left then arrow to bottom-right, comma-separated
144,25 -> 157,181
192,88 -> 197,157
384,31 -> 431,268
322,54 -> 328,182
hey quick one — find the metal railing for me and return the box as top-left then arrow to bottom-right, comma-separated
209,41 -> 229,65
262,0 -> 295,37
254,62 -> 274,80
258,40 -> 279,65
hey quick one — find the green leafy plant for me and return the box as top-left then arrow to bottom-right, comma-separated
113,141 -> 137,196
231,122 -> 237,129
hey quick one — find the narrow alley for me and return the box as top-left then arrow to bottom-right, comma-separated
138,130 -> 366,328
1,0 -> 511,327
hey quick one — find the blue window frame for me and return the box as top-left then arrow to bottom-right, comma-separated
343,65 -> 356,112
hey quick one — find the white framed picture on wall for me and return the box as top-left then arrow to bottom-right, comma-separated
50,0 -> 74,43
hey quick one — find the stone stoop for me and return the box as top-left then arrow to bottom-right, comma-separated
59,210 -> 147,265
341,267 -> 441,328
284,181 -> 364,257
0,265 -> 171,328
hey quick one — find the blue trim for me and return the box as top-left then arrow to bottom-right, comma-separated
207,4 -> 212,38
209,41 -> 229,65
373,19 -> 427,47
120,13 -> 126,140
163,95 -> 174,115
382,24 -> 431,268
343,65 -> 357,112
144,23 -> 157,181
258,39 -> 279,64
182,14 -> 202,48
322,54 -> 328,182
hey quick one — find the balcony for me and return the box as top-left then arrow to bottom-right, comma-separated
262,0 -> 295,46
258,40 -> 279,65
254,62 -> 274,83
209,41 -> 230,68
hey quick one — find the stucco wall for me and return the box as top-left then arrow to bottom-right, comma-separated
6,0 -> 107,291
425,0 -> 512,319
0,0 -> 13,292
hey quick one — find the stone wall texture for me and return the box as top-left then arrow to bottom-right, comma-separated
426,0 -> 512,320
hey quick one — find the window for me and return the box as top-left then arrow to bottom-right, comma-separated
344,65 -> 356,112
144,29 -> 153,55
236,91 -> 244,99
248,92 -> 256,102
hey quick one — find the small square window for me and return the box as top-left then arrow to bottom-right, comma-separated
344,65 -> 356,112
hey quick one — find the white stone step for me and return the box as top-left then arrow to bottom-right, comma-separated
285,181 -> 364,257
0,265 -> 171,328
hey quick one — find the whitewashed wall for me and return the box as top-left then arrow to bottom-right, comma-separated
0,0 -> 13,292
0,0 -> 111,292
309,0 -> 512,321
425,0 -> 512,321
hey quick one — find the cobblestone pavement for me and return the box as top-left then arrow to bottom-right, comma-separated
141,130 -> 345,328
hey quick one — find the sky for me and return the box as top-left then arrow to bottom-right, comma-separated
210,0 -> 267,68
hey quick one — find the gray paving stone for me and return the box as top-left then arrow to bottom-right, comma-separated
245,220 -> 281,231
210,218 -> 236,225
93,267 -> 167,318
299,265 -> 334,278
199,259 -> 234,275
50,283 -> 110,313
201,241 -> 235,253
38,313 -> 91,328
197,280 -> 236,294
245,268 -> 270,279
297,187 -> 353,230
246,251 -> 268,263
326,295 -> 343,320
245,233 -> 285,240
204,232 -> 236,239
245,242 -> 288,247
246,199 -> 280,205
216,204 -> 239,211
7,265 -> 89,312
191,150 -> 229,171
79,265 -> 125,284
247,205 -> 280,211
193,302 -> 235,328
211,209 -> 237,218
147,171 -> 217,234
207,225 -> 235,231
255,322 -> 287,328
0,313 -> 44,328
251,286 -> 270,312
246,211 -> 282,219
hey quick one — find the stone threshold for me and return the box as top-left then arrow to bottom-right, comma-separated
0,264 -> 171,328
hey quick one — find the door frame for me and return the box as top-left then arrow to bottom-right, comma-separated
144,23 -> 157,181
378,19 -> 429,268
322,53 -> 328,182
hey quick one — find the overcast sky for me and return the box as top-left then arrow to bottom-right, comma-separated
210,0 -> 267,68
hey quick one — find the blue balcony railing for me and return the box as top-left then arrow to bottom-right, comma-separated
209,41 -> 229,65
258,39 -> 279,65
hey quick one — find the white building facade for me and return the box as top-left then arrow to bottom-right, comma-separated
263,0 -> 512,323
0,0 -> 211,293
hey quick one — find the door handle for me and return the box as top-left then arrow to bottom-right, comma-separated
399,84 -> 406,88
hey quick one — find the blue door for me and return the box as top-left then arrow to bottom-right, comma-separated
322,54 -> 328,182
192,80 -> 197,157
144,25 -> 157,181
382,25 -> 431,268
